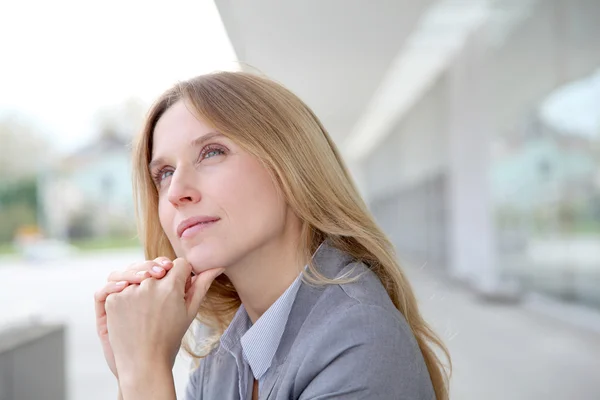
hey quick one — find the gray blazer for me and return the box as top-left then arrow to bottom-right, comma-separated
185,243 -> 435,399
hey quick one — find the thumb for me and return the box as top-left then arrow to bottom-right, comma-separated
167,257 -> 193,289
185,268 -> 225,320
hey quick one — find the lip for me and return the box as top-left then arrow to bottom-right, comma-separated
177,216 -> 220,238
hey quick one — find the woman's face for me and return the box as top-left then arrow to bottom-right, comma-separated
150,100 -> 291,274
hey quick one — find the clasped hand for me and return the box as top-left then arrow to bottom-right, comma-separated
94,257 -> 224,381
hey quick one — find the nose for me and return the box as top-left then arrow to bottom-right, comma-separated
167,166 -> 201,207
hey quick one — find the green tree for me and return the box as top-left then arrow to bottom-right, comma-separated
0,114 -> 49,243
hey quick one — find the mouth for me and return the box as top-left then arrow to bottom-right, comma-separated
177,216 -> 220,238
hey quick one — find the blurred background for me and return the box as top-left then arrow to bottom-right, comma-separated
1,0 -> 599,399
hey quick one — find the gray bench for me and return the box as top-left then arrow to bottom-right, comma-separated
0,324 -> 66,400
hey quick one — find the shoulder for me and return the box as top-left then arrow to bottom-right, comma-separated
287,262 -> 434,398
300,296 -> 421,365
313,260 -> 402,321
291,300 -> 434,399
299,262 -> 423,363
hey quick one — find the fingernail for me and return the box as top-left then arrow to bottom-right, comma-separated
116,281 -> 127,286
160,260 -> 171,266
136,270 -> 147,276
152,266 -> 164,273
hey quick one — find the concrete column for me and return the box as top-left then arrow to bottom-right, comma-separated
446,30 -> 499,292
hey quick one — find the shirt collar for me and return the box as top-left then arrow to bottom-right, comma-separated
219,273 -> 303,381
241,273 -> 303,380
218,242 -> 325,380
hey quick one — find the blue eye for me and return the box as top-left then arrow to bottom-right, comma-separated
152,169 -> 173,185
202,146 -> 226,160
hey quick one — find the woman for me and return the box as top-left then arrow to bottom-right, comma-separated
94,71 -> 451,400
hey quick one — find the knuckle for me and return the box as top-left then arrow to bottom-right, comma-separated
105,293 -> 117,307
106,270 -> 119,281
173,258 -> 189,271
135,270 -> 149,279
128,261 -> 148,271
125,260 -> 153,273
166,278 -> 178,290
152,259 -> 171,272
139,277 -> 152,288
126,262 -> 138,271
143,260 -> 158,270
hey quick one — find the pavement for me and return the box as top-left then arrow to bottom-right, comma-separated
1,249 -> 599,400
405,265 -> 600,400
0,249 -> 192,400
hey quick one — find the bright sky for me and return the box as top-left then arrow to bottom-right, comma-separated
0,0 -> 237,152
2,0 -> 597,155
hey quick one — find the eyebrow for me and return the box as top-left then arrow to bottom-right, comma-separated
148,131 -> 225,171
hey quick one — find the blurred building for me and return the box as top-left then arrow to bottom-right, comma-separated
492,128 -> 597,212
38,132 -> 136,240
215,0 -> 600,308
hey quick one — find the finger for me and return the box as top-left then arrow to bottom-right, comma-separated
153,257 -> 173,269
108,260 -> 155,281
165,258 -> 193,289
153,257 -> 174,273
107,259 -> 173,282
149,257 -> 174,278
184,273 -> 193,294
107,269 -> 152,284
94,281 -> 129,323
136,258 -> 173,278
125,258 -> 171,271
185,268 -> 225,321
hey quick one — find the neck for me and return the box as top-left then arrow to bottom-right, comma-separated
225,222 -> 305,323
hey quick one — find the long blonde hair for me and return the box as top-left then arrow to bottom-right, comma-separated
132,71 -> 451,399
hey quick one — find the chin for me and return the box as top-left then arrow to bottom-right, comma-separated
182,241 -> 227,274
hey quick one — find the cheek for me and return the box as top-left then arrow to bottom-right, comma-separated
219,166 -> 286,226
157,197 -> 176,240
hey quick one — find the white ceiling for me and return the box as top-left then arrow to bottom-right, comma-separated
344,0 -> 490,160
214,0 -> 435,143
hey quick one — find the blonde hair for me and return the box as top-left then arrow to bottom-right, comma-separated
132,71 -> 451,399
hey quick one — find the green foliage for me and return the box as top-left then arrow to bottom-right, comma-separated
0,179 -> 38,243
0,179 -> 37,208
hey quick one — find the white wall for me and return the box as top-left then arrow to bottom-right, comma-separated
364,74 -> 449,201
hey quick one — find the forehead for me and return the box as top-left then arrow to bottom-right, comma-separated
152,101 -> 213,154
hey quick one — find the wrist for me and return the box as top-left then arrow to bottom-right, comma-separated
117,356 -> 171,384
118,361 -> 174,398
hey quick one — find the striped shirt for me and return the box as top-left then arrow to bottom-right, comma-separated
219,273 -> 303,400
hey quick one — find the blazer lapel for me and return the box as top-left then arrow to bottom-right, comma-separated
261,242 -> 354,399
260,362 -> 283,400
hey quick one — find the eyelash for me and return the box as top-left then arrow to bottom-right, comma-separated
151,144 -> 227,186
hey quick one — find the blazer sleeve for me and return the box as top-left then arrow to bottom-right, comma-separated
297,304 -> 436,400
